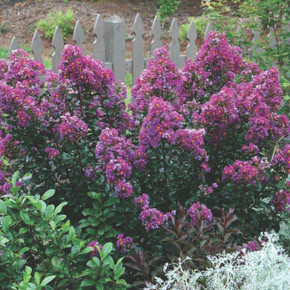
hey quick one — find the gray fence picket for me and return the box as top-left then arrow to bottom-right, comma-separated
104,15 -> 126,81
52,26 -> 64,72
169,18 -> 183,67
9,36 -> 19,56
93,14 -> 105,62
133,13 -> 145,83
73,20 -> 85,53
204,22 -> 212,40
151,16 -> 162,55
186,20 -> 197,59
31,30 -> 43,63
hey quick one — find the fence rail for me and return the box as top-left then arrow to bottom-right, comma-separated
7,14 -> 276,83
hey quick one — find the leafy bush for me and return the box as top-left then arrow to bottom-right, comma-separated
203,0 -> 290,80
180,16 -> 208,42
36,9 -> 75,40
157,0 -> 180,24
147,232 -> 290,289
0,172 -> 127,289
0,30 -> 289,287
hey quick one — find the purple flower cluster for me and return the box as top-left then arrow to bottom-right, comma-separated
87,241 -> 103,257
56,113 -> 88,142
180,32 -> 244,103
5,49 -> 45,96
241,143 -> 260,155
130,46 -> 182,115
272,144 -> 290,174
134,193 -> 150,208
187,202 -> 213,226
45,147 -> 60,159
135,193 -> 173,231
95,128 -> 137,198
139,97 -> 184,148
270,190 -> 290,213
199,182 -> 218,195
176,128 -> 209,165
243,240 -> 258,252
223,157 -> 270,185
116,234 -> 134,254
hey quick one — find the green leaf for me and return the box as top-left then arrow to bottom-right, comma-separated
100,243 -> 112,260
0,200 -> 7,214
19,247 -> 29,255
80,279 -> 96,287
54,202 -> 67,215
88,191 -> 101,200
42,189 -> 55,201
103,197 -> 119,208
45,205 -> 55,219
2,216 -> 12,232
20,211 -> 34,225
41,275 -> 56,286
67,227 -> 75,241
34,272 -> 41,286
11,171 -> 20,187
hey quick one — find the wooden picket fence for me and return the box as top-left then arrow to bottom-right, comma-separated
7,14 -> 275,83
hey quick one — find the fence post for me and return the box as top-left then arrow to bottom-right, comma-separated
104,15 -> 126,82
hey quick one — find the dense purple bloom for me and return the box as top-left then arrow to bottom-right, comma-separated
130,46 -> 182,116
56,113 -> 88,141
139,207 -> 171,231
223,157 -> 270,185
135,193 -> 150,209
116,234 -> 134,254
139,97 -> 184,149
115,180 -> 134,198
45,147 -> 60,159
270,190 -> 290,213
187,202 -> 213,226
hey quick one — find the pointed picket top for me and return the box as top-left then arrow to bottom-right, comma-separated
133,13 -> 145,83
73,20 -> 85,53
151,15 -> 162,55
93,14 -> 105,61
186,20 -> 197,59
9,36 -> 19,56
169,18 -> 180,66
52,26 -> 64,72
204,22 -> 213,40
31,30 -> 43,63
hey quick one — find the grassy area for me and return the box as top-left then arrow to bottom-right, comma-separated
0,46 -> 51,68
0,47 -> 9,59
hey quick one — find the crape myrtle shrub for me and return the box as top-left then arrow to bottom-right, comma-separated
0,32 -> 289,286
